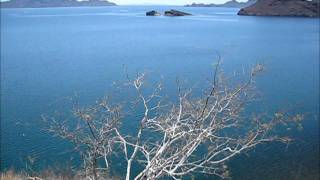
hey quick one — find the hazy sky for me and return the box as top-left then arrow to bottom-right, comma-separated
1,0 -> 249,5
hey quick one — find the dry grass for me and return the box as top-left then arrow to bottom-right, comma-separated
1,170 -> 26,180
1,169 -> 77,180
1,169 -> 120,180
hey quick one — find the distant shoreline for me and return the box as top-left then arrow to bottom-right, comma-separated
185,0 -> 256,8
0,6 -> 117,9
0,5 -> 118,9
0,5 -> 242,9
0,0 -> 117,9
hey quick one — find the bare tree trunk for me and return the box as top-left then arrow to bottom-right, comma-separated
92,153 -> 98,180
125,159 -> 132,180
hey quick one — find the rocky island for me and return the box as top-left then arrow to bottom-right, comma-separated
0,0 -> 116,8
145,9 -> 191,17
185,0 -> 257,8
146,10 -> 161,16
238,0 -> 320,17
164,9 -> 192,16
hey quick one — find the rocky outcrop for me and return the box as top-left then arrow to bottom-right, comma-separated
164,9 -> 192,16
238,0 -> 320,17
0,0 -> 116,8
185,0 -> 257,8
146,10 -> 161,16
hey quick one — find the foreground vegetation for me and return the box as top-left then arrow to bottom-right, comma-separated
2,62 -> 304,180
41,61 -> 303,180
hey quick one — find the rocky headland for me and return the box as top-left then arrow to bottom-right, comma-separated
238,0 -> 320,17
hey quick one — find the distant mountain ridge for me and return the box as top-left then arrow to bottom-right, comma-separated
0,0 -> 117,8
185,0 -> 257,8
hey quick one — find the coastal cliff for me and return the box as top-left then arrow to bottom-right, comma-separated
238,0 -> 320,17
0,0 -> 116,8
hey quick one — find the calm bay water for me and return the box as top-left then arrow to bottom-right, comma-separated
1,6 -> 319,179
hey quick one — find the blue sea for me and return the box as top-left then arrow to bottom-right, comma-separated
1,6 -> 319,179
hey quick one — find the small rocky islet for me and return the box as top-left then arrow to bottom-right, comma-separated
146,10 -> 161,16
164,9 -> 192,16
146,9 -> 192,16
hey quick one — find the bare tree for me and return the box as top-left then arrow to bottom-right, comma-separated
43,96 -> 122,179
44,61 -> 303,180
